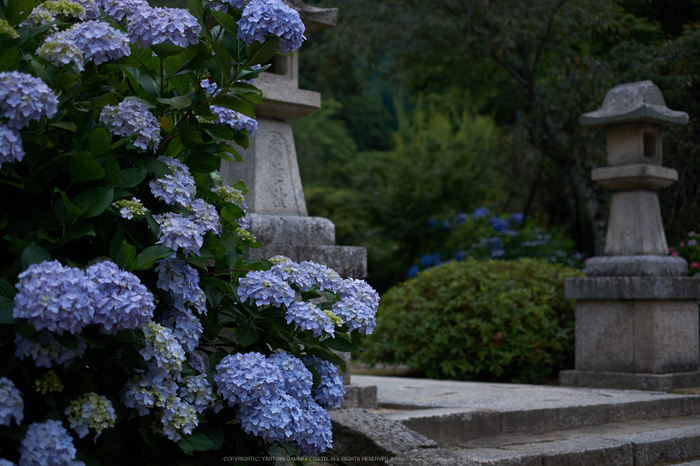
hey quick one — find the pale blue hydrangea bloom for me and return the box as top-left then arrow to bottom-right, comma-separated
270,257 -> 314,291
285,301 -> 334,338
159,309 -> 203,353
179,375 -> 223,413
268,352 -> 313,401
64,392 -> 116,439
121,372 -> 179,416
238,0 -> 305,53
237,270 -> 294,308
13,260 -> 95,335
96,0 -> 148,21
0,124 -> 24,167
15,331 -> 86,368
0,458 -> 14,466
99,100 -> 161,152
67,21 -> 131,64
139,322 -> 186,381
211,185 -> 250,230
155,257 -> 207,315
300,260 -> 343,293
149,156 -> 196,207
36,29 -> 84,71
0,72 -> 58,129
0,377 -> 23,426
154,213 -> 204,256
128,6 -> 201,48
211,106 -> 258,137
293,398 -> 333,456
86,260 -> 156,334
236,391 -> 303,443
187,198 -> 222,235
339,277 -> 380,313
19,420 -> 82,466
214,352 -> 280,407
157,397 -> 198,441
331,297 -> 376,334
303,355 -> 344,408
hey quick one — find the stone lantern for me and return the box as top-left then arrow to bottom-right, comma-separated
560,81 -> 700,390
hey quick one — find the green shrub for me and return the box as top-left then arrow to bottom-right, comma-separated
361,258 -> 584,383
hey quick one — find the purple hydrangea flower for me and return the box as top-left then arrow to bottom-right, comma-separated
0,72 -> 58,129
285,301 -> 334,338
158,308 -> 203,353
64,392 -> 116,439
66,21 -> 131,64
155,257 -> 207,314
179,375 -> 222,413
0,377 -> 23,426
13,260 -> 95,335
268,352 -> 312,401
19,420 -> 81,466
153,212 -> 204,256
211,106 -> 258,137
128,6 -> 201,48
304,355 -> 344,409
300,260 -> 343,293
86,260 -> 156,334
0,124 -> 24,167
37,29 -> 85,71
0,458 -> 14,466
187,198 -> 222,235
99,100 -> 161,152
15,331 -> 86,368
237,270 -> 295,308
139,322 -> 186,381
149,156 -> 196,207
96,0 -> 148,21
214,352 -> 281,407
238,0 -> 305,53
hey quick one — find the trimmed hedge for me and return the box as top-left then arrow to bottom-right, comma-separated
361,258 -> 584,383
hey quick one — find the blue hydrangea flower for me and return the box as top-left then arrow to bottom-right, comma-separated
331,297 -> 376,335
0,377 -> 23,426
214,352 -> 281,407
339,278 -> 380,311
64,392 -> 116,439
87,260 -> 156,334
121,372 -> 179,416
472,207 -> 489,219
303,355 -> 344,409
156,257 -> 207,315
37,29 -> 85,71
67,21 -> 131,64
158,309 -> 203,353
179,375 -> 222,413
19,420 -> 81,466
128,6 -> 201,48
0,458 -> 15,466
153,212 -> 204,256
149,156 -> 196,207
0,123 -> 24,167
300,261 -> 343,293
99,100 -> 161,152
237,270 -> 294,308
268,352 -> 312,401
13,260 -> 95,335
489,216 -> 509,233
407,265 -> 420,278
187,198 -> 222,235
238,0 -> 306,53
455,212 -> 468,224
236,391 -> 303,443
15,331 -> 86,368
270,258 -> 314,291
139,322 -> 186,381
96,0 -> 148,20
0,72 -> 58,129
285,301 -> 334,338
293,397 -> 333,456
211,106 -> 258,136
19,7 -> 55,29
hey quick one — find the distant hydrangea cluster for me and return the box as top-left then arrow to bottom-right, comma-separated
285,301 -> 335,338
0,377 -> 23,426
139,322 -> 186,381
64,392 -> 116,439
237,0 -> 306,53
112,197 -> 146,219
304,355 -> 344,408
100,100 -> 161,151
237,270 -> 295,308
0,71 -> 58,130
156,257 -> 207,315
128,6 -> 201,48
0,124 -> 24,167
149,156 -> 196,207
15,332 -> 86,368
214,351 -> 332,455
96,0 -> 148,20
212,185 -> 250,230
86,260 -> 156,334
36,29 -> 85,71
153,213 -> 204,256
19,420 -> 83,466
211,106 -> 258,137
13,260 -> 95,335
158,309 -> 203,353
187,198 -> 222,235
66,21 -> 131,64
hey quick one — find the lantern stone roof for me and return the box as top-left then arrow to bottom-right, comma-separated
580,80 -> 688,127
285,0 -> 338,32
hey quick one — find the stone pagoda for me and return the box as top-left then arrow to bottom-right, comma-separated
560,81 -> 700,390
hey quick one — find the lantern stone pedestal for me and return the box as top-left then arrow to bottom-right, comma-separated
560,81 -> 700,391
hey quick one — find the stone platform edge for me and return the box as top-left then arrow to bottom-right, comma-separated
560,369 -> 700,391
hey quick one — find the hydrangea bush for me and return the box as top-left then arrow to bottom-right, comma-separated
0,0 -> 377,463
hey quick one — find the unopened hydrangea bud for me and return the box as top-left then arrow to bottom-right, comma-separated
324,310 -> 343,327
41,0 -> 85,17
65,392 -> 116,439
211,185 -> 249,229
33,370 -> 64,394
112,197 -> 146,219
0,19 -> 18,38
37,30 -> 85,71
